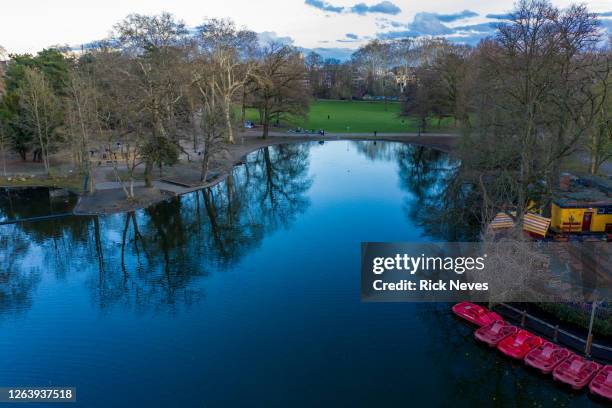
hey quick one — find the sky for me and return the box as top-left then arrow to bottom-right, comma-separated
1,0 -> 611,59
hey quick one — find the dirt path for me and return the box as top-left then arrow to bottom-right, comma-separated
69,131 -> 459,215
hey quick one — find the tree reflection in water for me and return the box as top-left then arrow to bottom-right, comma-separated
0,143 -> 312,315
352,141 -> 480,241
396,144 -> 481,241
0,228 -> 41,316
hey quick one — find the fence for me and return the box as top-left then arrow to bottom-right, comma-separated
498,303 -> 612,363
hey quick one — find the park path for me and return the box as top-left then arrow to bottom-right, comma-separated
75,131 -> 458,214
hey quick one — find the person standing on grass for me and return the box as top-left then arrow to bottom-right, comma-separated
374,130 -> 377,137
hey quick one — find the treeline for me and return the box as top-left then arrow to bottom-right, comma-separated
0,0 -> 610,213
429,1 -> 609,229
0,15 -> 310,195
306,1 -> 611,226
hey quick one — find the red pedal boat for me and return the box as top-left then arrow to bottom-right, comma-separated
474,321 -> 517,347
553,354 -> 602,390
524,341 -> 570,374
589,365 -> 612,401
452,302 -> 502,327
497,329 -> 543,359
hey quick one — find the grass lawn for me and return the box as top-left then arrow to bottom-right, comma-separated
0,173 -> 84,193
244,99 -> 455,133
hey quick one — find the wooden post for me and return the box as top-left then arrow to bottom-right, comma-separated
586,334 -> 593,357
585,301 -> 598,356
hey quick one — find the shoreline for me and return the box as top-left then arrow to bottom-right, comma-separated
6,132 -> 459,216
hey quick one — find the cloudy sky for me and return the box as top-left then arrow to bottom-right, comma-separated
1,0 -> 611,59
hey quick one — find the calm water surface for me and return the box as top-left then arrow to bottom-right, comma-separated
0,141 -> 605,407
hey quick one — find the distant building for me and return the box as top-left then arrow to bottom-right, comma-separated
392,67 -> 417,93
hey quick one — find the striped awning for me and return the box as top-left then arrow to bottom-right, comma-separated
523,213 -> 551,237
490,212 -> 515,229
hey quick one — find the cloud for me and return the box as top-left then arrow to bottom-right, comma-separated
377,10 -> 497,43
350,1 -> 401,16
345,33 -> 359,39
304,0 -> 343,13
380,12 -> 456,38
375,18 -> 403,29
486,13 -> 512,20
305,0 -> 401,16
436,10 -> 479,22
450,22 -> 498,45
453,22 -> 498,33
257,31 -> 294,46
449,32 -> 492,46
303,47 -> 355,61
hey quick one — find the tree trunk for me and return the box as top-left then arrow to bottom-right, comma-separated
144,160 -> 153,188
200,154 -> 209,183
88,160 -> 95,194
192,112 -> 198,152
240,87 -> 246,130
224,98 -> 234,144
262,105 -> 270,139
0,134 -> 6,177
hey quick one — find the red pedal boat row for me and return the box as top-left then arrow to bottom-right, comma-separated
454,303 -> 611,400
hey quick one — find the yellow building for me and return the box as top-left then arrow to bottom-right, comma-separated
550,175 -> 612,234
550,201 -> 612,233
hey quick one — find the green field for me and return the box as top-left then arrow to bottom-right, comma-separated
245,99 -> 454,133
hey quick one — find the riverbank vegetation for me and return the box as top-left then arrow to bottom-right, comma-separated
0,0 -> 609,219
0,16 -> 310,198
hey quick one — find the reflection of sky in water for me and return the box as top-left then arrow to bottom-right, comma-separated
0,141 -> 604,408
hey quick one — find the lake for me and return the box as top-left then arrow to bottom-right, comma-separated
0,141 -> 605,407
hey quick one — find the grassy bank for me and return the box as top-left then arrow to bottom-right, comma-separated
0,173 -> 84,193
537,303 -> 612,337
245,99 -> 455,133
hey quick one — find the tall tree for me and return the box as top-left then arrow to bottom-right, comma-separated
113,13 -> 190,187
462,0 -> 605,227
251,43 -> 310,138
18,67 -> 62,173
197,19 -> 257,144
586,62 -> 612,175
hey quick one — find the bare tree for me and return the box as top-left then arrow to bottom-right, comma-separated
197,19 -> 257,144
472,230 -> 557,303
65,68 -> 99,193
192,57 -> 227,182
251,43 -> 310,138
18,67 -> 62,174
586,53 -> 612,174
113,13 -> 190,187
462,0 -> 604,228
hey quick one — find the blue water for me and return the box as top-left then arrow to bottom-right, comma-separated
0,141 -> 605,407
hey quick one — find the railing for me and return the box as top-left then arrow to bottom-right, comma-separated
0,212 -> 74,226
498,303 -> 612,363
